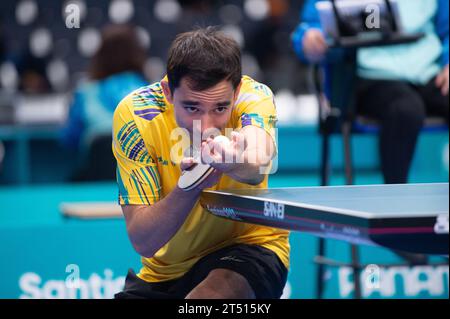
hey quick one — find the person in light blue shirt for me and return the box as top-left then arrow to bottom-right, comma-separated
61,25 -> 148,151
292,0 -> 449,184
60,25 -> 148,180
62,72 -> 147,151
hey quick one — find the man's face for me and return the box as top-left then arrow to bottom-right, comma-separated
162,77 -> 240,140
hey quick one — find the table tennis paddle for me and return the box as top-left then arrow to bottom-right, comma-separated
177,135 -> 230,191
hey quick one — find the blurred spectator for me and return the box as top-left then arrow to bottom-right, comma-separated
60,24 -> 148,181
292,0 -> 449,184
60,24 -> 147,151
15,50 -> 51,94
247,0 -> 290,71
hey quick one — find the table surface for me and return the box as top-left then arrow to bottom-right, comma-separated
201,183 -> 449,255
203,183 -> 449,219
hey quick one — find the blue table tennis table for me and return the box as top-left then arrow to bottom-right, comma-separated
200,183 -> 449,255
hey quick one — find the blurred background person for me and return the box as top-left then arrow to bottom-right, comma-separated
15,48 -> 51,94
60,24 -> 148,181
292,0 -> 449,184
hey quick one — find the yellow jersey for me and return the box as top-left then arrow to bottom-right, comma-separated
112,75 -> 290,282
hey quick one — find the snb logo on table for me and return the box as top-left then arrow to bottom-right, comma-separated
263,202 -> 285,220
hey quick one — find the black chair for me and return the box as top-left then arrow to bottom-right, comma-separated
312,53 -> 449,299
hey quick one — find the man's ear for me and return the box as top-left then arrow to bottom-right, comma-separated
161,80 -> 173,104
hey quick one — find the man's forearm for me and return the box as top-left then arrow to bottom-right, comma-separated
125,186 -> 201,258
224,148 -> 270,185
225,164 -> 262,185
220,126 -> 274,185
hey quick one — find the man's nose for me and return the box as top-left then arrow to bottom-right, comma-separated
198,116 -> 220,139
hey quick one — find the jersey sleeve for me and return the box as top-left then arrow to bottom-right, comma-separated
112,96 -> 162,206
234,80 -> 278,146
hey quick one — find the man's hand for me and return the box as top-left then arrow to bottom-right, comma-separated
200,132 -> 245,174
180,157 -> 223,191
435,64 -> 449,96
199,128 -> 275,185
302,29 -> 328,64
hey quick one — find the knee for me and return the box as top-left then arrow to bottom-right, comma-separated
387,96 -> 426,127
185,284 -> 226,299
207,268 -> 244,283
186,269 -> 255,299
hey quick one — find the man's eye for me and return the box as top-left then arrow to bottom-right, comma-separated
185,107 -> 198,113
215,107 -> 228,114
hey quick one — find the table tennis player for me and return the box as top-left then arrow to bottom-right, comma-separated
112,27 -> 289,299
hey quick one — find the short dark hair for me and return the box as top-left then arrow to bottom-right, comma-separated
166,27 -> 242,93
